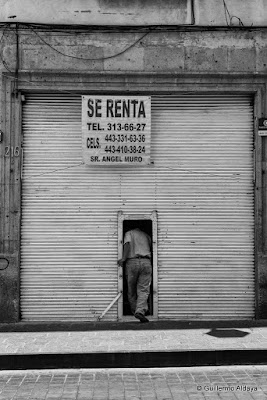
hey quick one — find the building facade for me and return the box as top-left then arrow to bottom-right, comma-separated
1,0 -> 267,322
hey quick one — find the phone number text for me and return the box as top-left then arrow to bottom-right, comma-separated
107,123 -> 146,131
105,145 -> 146,154
105,134 -> 145,143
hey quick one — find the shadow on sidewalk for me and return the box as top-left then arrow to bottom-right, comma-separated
206,328 -> 250,338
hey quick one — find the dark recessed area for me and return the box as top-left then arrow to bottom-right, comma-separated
122,219 -> 153,316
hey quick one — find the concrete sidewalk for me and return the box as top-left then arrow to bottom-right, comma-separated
0,326 -> 266,354
0,321 -> 267,369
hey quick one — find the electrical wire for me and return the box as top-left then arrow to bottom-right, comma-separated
222,0 -> 231,26
222,0 -> 244,27
7,21 -> 197,34
0,22 -> 263,41
230,16 -> 244,27
29,25 -> 152,62
20,24 -> 154,35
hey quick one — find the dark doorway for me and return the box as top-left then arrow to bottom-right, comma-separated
122,219 -> 153,316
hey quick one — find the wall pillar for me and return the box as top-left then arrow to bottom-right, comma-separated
0,77 -> 21,322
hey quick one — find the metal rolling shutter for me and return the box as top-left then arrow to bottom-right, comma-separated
154,96 -> 254,320
21,94 -> 254,321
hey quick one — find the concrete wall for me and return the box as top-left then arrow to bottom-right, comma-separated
0,0 -> 267,26
1,28 -> 267,74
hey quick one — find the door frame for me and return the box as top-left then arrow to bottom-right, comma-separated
117,210 -> 158,320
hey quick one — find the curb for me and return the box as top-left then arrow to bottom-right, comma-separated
1,350 -> 267,370
1,320 -> 267,332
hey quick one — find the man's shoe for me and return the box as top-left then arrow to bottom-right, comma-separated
134,312 -> 149,323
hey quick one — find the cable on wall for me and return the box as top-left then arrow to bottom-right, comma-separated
222,0 -> 244,26
222,0 -> 231,26
28,25 -> 153,62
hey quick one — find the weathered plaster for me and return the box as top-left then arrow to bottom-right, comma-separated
0,0 -> 192,26
195,0 -> 267,26
2,29 -> 267,74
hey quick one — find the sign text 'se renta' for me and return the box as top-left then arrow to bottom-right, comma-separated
82,95 -> 151,166
87,98 -> 146,118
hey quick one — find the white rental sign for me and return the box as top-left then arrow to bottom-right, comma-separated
82,96 -> 151,165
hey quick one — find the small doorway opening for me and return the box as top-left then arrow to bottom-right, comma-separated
118,211 -> 158,320
122,219 -> 153,316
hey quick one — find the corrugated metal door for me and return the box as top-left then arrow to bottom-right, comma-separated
21,94 -> 254,321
